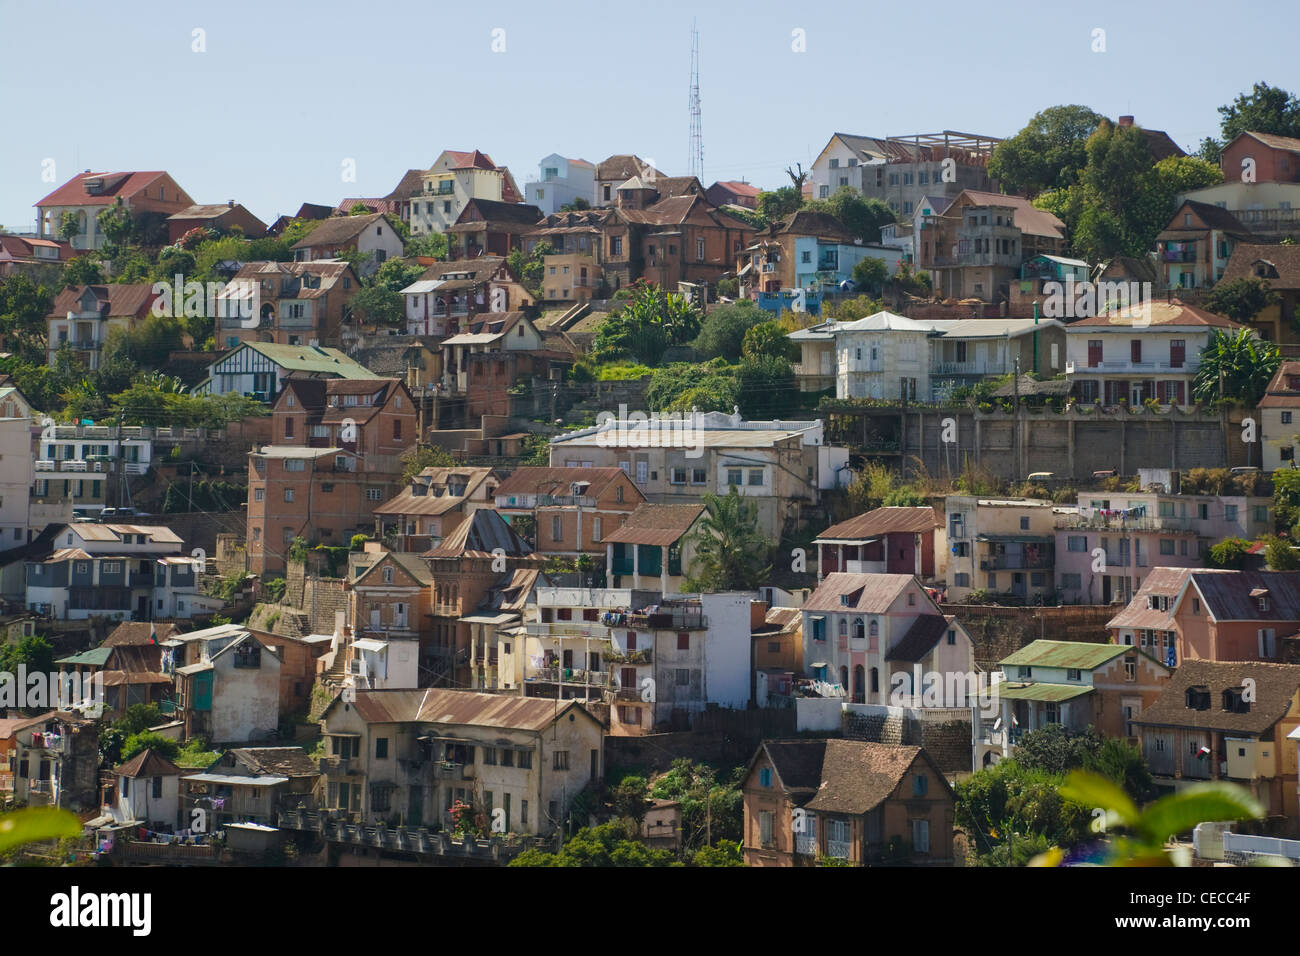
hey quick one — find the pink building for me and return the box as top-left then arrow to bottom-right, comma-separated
814,506 -> 942,582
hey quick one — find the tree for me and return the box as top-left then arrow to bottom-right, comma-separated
349,202 -> 371,216
0,274 -> 54,337
400,444 -> 455,481
988,105 -> 1107,197
120,732 -> 181,762
1204,277 -> 1279,324
693,300 -> 764,361
804,188 -> 895,243
559,197 -> 591,212
506,240 -> 552,296
592,281 -> 702,365
736,354 -> 796,418
352,284 -> 404,326
646,360 -> 739,413
1071,119 -> 1157,261
1216,82 -> 1300,145
691,840 -> 744,866
826,294 -> 883,322
741,320 -> 799,362
404,232 -> 448,259
509,823 -> 682,867
954,760 -> 1094,864
1263,535 -> 1300,570
0,635 -> 54,679
683,486 -> 772,591
59,211 -> 81,242
611,775 -> 649,823
97,198 -> 135,247
61,256 -> 103,286
851,256 -> 889,295
1207,537 -> 1253,569
1191,328 -> 1281,405
756,186 -> 803,224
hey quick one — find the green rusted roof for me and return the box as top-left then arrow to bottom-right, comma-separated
994,681 -> 1094,703
55,647 -> 113,667
999,639 -> 1127,671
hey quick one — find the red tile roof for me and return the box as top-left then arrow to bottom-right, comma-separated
35,171 -> 180,208
803,572 -> 921,613
1258,361 -> 1300,408
1067,298 -> 1244,329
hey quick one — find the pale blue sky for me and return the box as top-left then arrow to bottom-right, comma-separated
2,0 -> 1296,233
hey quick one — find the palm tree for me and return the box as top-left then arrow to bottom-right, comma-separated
1191,328 -> 1280,405
682,486 -> 772,592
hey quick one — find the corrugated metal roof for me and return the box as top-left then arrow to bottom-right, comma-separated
815,506 -> 939,543
999,640 -> 1128,670
601,503 -> 706,547
338,688 -> 597,732
993,682 -> 1094,702
803,572 -> 917,613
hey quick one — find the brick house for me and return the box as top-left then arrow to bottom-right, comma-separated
46,283 -> 161,369
1220,131 -> 1300,186
1224,244 -> 1300,347
245,377 -> 415,574
347,551 -> 433,680
1155,200 -> 1251,291
35,170 -> 194,250
399,257 -> 532,338
439,311 -> 573,418
705,180 -> 760,210
1170,570 -> 1300,663
217,261 -> 362,350
289,213 -> 405,278
1133,660 -> 1300,832
1106,567 -> 1238,667
166,201 -> 268,244
742,739 -> 955,866
1258,360 -> 1300,469
493,466 -> 643,559
447,198 -> 543,259
372,466 -> 499,552
526,209 -> 611,302
815,506 -> 943,581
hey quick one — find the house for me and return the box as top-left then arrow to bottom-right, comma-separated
463,567 -> 547,692
1065,298 -> 1247,406
601,502 -> 705,594
788,321 -> 837,392
494,466 -> 643,559
1133,660 -> 1300,830
106,749 -> 183,829
525,209 -> 612,302
1170,571 -> 1300,663
411,149 -> 523,235
1222,244 -> 1300,346
26,524 -> 213,621
447,198 -> 543,259
289,213 -> 404,278
1106,567 -> 1238,664
167,622 -> 321,720
314,688 -> 604,833
182,746 -> 320,827
809,133 -> 892,201
214,260 -> 362,350
0,233 -> 73,277
439,311 -> 573,418
174,630 -> 280,744
801,572 -> 977,707
346,551 -> 432,682
593,155 -> 664,207
917,189 -> 1067,303
6,711 -> 99,810
1055,492 -> 1271,606
1009,254 -> 1091,315
705,180 -> 761,210
829,311 -> 934,400
45,283 -> 160,369
753,606 -> 802,708
944,496 -> 1057,604
1155,200 -> 1250,291
742,739 -> 955,866
980,640 -> 1172,767
548,411 -> 850,540
199,340 -> 381,401
737,210 -> 901,298
525,155 -> 596,215
1259,361 -> 1300,469
335,169 -> 427,223
1175,131 -> 1300,242
245,378 -> 415,574
35,170 -> 194,250
400,257 -> 532,338
166,201 -> 268,244
527,586 -> 754,735
422,508 -> 542,688
372,466 -> 499,552
641,798 -> 683,850
857,131 -> 1001,219
56,643 -> 172,719
815,506 -> 944,581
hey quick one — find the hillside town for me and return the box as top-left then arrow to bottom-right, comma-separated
5,72 -> 1300,880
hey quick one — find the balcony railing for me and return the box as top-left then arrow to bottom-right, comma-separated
625,608 -> 706,630
1059,514 -> 1198,533
530,666 -> 607,686
979,553 -> 1054,571
933,361 -> 1008,376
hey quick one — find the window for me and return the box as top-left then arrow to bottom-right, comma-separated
1067,536 -> 1087,552
759,767 -> 773,788
692,468 -> 707,485
284,459 -> 305,472
1019,516 -> 1030,531
676,668 -> 690,686
382,566 -> 394,584
677,632 -> 690,650
696,237 -> 705,261
912,774 -> 928,796
367,488 -> 383,501
727,468 -> 742,486
1067,668 -> 1082,681
152,776 -> 163,799
1124,658 -> 1137,681
912,819 -> 930,854
748,469 -> 763,486
393,420 -> 402,440
760,809 -> 774,845
376,737 -> 388,758
553,750 -> 569,771
1160,539 -> 1175,555
1284,411 -> 1294,425
284,488 -> 295,502
1225,504 -> 1238,522
670,467 -> 687,485
552,515 -> 563,542
946,629 -> 956,646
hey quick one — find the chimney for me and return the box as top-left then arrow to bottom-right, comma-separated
1118,115 -> 1134,127
228,199 -> 235,208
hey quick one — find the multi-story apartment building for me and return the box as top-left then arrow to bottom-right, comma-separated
314,688 -> 604,833
245,377 -> 415,575
1155,200 -> 1248,291
410,150 -> 523,235
216,261 -> 362,350
372,466 -> 498,552
1055,491 -> 1272,605
35,170 -> 194,251
944,496 -> 1058,604
346,550 -> 431,685
801,572 -> 977,707
46,283 -> 160,369
857,132 -> 1001,219
1065,299 -> 1246,406
493,466 -> 643,559
548,411 -> 850,539
289,213 -> 404,279
524,154 -> 596,215
26,523 -> 215,621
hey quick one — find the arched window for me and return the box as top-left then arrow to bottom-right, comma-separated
839,666 -> 849,691
870,667 -> 879,694
853,618 -> 865,640
868,619 -> 879,637
838,617 -> 847,637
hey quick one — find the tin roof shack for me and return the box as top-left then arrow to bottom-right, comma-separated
314,689 -> 604,836
1133,660 -> 1300,833
8,712 -> 99,810
742,739 -> 955,867
107,749 -> 183,829
815,506 -> 943,582
184,746 -> 320,828
174,631 -> 281,745
55,643 -> 172,720
640,798 -> 682,851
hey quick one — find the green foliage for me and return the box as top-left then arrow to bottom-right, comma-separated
741,320 -> 799,362
510,822 -> 682,866
116,704 -> 166,736
352,284 -> 404,325
163,478 -> 246,513
507,240 -> 552,296
520,433 -> 551,466
559,197 -> 591,212
120,731 -> 180,762
693,300 -> 765,361
592,281 -> 703,365
953,759 -> 1094,863
803,187 -> 896,242
1013,724 -> 1153,802
0,808 -> 83,854
263,576 -> 287,602
109,381 -> 263,427
288,536 -> 309,563
1273,468 -> 1300,530
0,635 -> 54,681
611,775 -> 649,822
736,354 -> 796,419
756,186 -> 803,224
988,104 -> 1107,197
1207,537 -> 1253,569
851,256 -> 889,294
61,255 -> 103,286
594,363 -> 653,381
400,444 -> 455,481
826,293 -> 884,322
649,759 -> 745,850
59,211 -> 81,241
881,486 -> 927,507
1192,329 -> 1281,405
692,839 -> 745,866
1216,81 -> 1300,145
1204,277 -> 1279,324
682,486 -> 772,592
175,736 -> 221,768
404,232 -> 449,259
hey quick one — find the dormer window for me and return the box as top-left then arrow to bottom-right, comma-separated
1185,686 -> 1211,711
1258,596 -> 1270,612
1221,687 -> 1250,713
840,594 -> 851,607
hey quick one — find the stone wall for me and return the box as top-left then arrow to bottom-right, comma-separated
945,604 -> 1118,670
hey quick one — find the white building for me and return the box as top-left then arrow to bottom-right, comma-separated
410,149 -> 523,235
109,749 -> 182,829
525,154 -> 596,215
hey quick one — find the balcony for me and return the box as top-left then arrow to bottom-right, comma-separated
1071,360 -> 1192,374
979,552 -> 1054,571
604,648 -> 652,665
433,761 -> 475,780
625,606 -> 706,630
526,621 -> 605,639
319,756 -> 357,775
1161,250 -> 1198,263
933,360 -> 1008,376
1059,514 -> 1198,534
35,460 -> 54,471
530,666 -> 607,686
